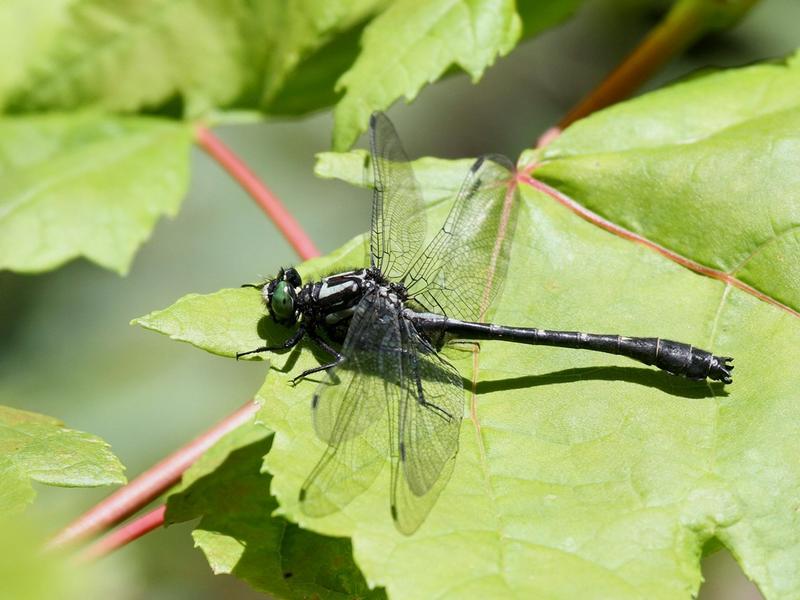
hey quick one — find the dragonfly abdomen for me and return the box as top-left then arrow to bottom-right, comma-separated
407,311 -> 733,384
611,336 -> 732,383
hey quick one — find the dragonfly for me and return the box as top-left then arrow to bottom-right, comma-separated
240,112 -> 734,534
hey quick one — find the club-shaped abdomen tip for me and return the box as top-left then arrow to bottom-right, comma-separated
711,355 -> 734,384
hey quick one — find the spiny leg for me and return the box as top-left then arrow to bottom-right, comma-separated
236,326 -> 306,360
410,345 -> 453,423
291,329 -> 345,384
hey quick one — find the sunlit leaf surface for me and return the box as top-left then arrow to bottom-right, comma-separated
6,0 -> 267,116
0,405 -> 125,516
535,49 -> 800,313
0,113 -> 191,274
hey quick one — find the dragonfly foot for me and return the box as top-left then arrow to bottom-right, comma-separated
236,347 -> 269,360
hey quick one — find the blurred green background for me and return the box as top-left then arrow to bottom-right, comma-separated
1,0 -> 796,597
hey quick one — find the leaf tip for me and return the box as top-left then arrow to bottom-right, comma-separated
130,315 -> 152,329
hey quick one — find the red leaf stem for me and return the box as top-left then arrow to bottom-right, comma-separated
76,505 -> 166,563
47,399 -> 260,551
556,0 -> 708,133
195,125 -> 321,261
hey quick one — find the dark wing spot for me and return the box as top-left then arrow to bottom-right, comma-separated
391,504 -> 398,521
470,156 -> 485,172
399,441 -> 406,462
299,487 -> 307,502
311,394 -> 319,409
283,572 -> 293,579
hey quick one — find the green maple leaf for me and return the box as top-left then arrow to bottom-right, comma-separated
5,0 -> 268,116
534,49 -> 800,313
137,53 -> 799,598
0,405 -> 126,515
331,0 -> 523,150
0,113 -> 192,274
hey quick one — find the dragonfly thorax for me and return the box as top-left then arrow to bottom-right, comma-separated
264,265 -> 410,335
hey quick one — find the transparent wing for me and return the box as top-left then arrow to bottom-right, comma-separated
300,290 -> 402,517
311,289 -> 398,444
389,318 -> 464,534
369,112 -> 427,281
405,154 -> 518,322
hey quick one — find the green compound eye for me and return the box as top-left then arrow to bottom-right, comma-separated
270,281 -> 295,319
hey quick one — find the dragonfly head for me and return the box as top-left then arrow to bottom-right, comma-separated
265,267 -> 302,326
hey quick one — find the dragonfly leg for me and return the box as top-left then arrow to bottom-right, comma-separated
420,400 -> 454,423
292,357 -> 345,384
236,326 -> 306,360
409,343 -> 454,423
291,329 -> 345,384
449,340 -> 480,352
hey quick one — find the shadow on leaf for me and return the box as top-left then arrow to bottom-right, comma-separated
474,365 -> 725,399
166,433 -> 384,599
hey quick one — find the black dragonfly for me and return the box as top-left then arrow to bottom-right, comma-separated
240,112 -> 734,534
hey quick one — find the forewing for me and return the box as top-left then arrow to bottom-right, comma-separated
390,319 -> 464,534
369,112 -> 427,281
301,290 -> 403,517
406,154 -> 518,322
